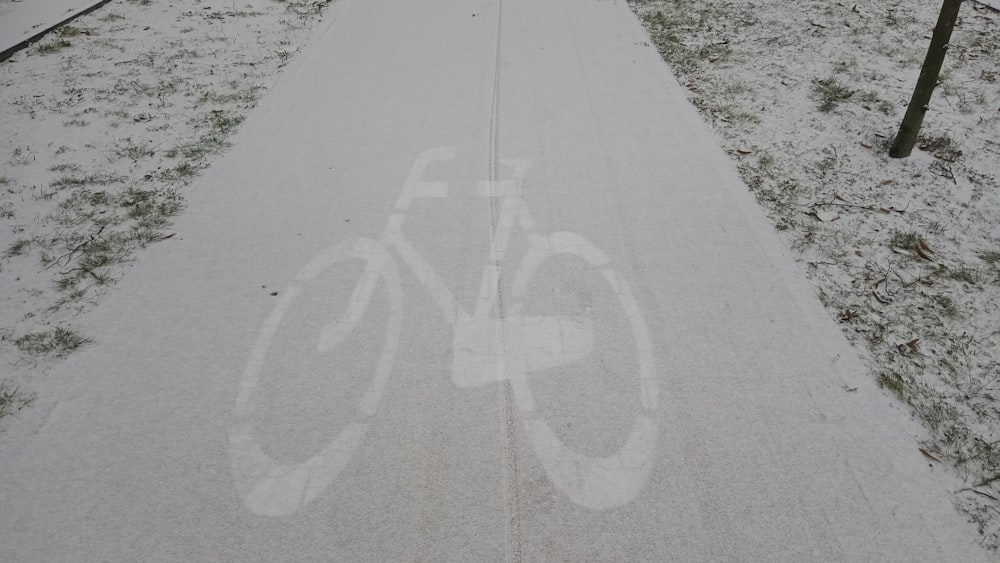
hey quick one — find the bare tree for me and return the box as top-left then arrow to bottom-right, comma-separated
889,0 -> 964,158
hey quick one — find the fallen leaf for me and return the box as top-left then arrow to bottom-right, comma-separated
860,142 -> 873,149
833,193 -> 847,202
915,241 -> 934,261
736,148 -> 752,155
880,179 -> 893,185
879,208 -> 892,214
919,448 -> 941,463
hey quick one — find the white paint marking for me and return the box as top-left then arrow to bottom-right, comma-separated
231,238 -> 402,516
233,148 -> 660,516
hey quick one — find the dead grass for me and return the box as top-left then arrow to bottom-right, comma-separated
0,0 -> 332,424
632,0 -> 1000,549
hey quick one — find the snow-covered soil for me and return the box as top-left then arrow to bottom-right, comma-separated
629,0 -> 1000,548
0,0 -> 330,415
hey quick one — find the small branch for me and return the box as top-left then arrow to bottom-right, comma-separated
41,225 -> 105,271
976,475 -> 1000,489
959,487 -> 999,501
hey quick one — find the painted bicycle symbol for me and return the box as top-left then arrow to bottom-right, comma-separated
230,147 -> 660,516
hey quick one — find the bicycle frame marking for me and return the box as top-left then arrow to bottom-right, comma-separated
326,147 -> 599,400
231,147 -> 660,517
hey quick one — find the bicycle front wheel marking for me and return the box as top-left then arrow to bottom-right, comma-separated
230,239 -> 402,517
510,231 -> 660,510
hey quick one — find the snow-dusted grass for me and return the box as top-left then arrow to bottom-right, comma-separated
0,0 -> 330,418
631,0 -> 1000,548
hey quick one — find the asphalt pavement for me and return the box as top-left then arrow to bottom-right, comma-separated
0,0 -> 989,560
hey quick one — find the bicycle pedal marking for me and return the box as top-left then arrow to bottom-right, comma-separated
231,147 -> 660,516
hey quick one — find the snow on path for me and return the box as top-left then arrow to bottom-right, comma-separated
0,0 -> 990,559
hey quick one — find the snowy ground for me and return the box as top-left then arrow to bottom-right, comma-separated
1,0 -> 998,551
630,0 -> 1000,548
1,0 -> 109,59
0,0 -> 330,415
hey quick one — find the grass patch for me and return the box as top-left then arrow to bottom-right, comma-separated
0,380 -> 34,419
889,230 -> 928,253
812,77 -> 854,112
36,38 -> 72,55
210,111 -> 244,135
38,183 -> 184,296
36,37 -> 73,55
111,138 -> 155,161
57,25 -> 93,38
918,133 -> 963,162
196,85 -> 262,106
933,294 -> 960,318
165,135 -> 230,160
14,326 -> 90,357
877,100 -> 897,115
51,172 -> 126,190
104,108 -> 130,120
878,371 -> 910,400
156,161 -> 204,182
119,186 -> 184,227
5,237 -> 34,256
947,267 -> 979,285
979,251 -> 1000,264
96,12 -> 125,22
49,163 -> 82,174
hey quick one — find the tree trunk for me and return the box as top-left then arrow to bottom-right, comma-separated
889,0 -> 963,158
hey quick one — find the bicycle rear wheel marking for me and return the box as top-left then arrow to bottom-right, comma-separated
510,232 -> 659,510
230,239 -> 402,516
